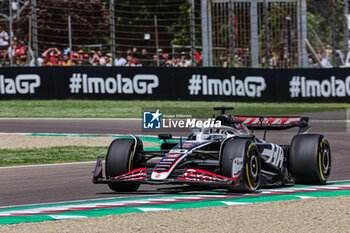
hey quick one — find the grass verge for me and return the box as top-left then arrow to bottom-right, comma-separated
0,146 -> 108,166
0,100 -> 348,118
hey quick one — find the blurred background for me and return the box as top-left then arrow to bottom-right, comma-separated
0,0 -> 348,68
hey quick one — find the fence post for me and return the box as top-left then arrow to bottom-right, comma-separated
301,0 -> 308,67
68,15 -> 72,65
229,1 -> 235,67
344,0 -> 349,57
190,0 -> 196,67
297,0 -> 308,68
110,0 -> 115,66
201,0 -> 209,66
154,15 -> 160,66
331,0 -> 336,65
250,0 -> 259,68
9,0 -> 13,66
208,1 -> 213,66
31,0 -> 38,66
263,0 -> 270,67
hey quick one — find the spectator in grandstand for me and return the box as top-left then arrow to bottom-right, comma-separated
71,53 -> 77,65
125,54 -> 137,66
132,47 -> 139,59
15,40 -> 26,66
334,51 -> 344,67
320,52 -> 332,68
80,53 -> 91,66
60,54 -> 74,66
165,59 -> 173,67
104,53 -> 113,66
126,49 -> 133,56
42,47 -> 61,66
283,52 -> 291,68
223,54 -> 232,68
241,50 -> 249,67
74,50 -> 85,65
269,51 -> 278,68
162,53 -> 172,67
235,54 -> 243,67
6,41 -> 16,64
172,55 -> 180,67
325,45 -> 332,57
150,54 -> 158,67
96,50 -> 106,66
90,54 -> 100,66
261,55 -> 267,67
139,49 -> 151,66
89,50 -> 96,63
178,52 -> 191,67
114,51 -> 127,66
0,48 -> 8,66
0,26 -> 9,48
157,49 -> 167,67
42,55 -> 50,66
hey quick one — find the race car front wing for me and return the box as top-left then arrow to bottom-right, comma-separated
92,156 -> 235,187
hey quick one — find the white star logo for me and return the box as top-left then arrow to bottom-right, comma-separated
150,110 -> 161,122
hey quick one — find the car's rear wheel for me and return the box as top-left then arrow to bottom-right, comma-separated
221,139 -> 261,192
105,138 -> 140,192
289,134 -> 331,184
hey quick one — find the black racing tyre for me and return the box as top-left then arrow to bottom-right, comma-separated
289,134 -> 331,184
105,138 -> 140,192
221,139 -> 261,192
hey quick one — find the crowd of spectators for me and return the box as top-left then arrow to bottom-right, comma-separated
1,34 -> 200,68
35,47 -> 199,67
0,25 -> 28,67
0,26 -> 200,67
0,26 -> 340,68
310,45 -> 345,68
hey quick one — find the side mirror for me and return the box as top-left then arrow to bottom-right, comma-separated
158,134 -> 172,140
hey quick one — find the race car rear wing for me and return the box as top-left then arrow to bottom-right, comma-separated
212,107 -> 309,133
233,116 -> 309,131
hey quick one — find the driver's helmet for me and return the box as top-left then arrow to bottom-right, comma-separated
215,114 -> 234,126
215,114 -> 251,135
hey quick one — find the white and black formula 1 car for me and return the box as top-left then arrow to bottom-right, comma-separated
93,107 -> 331,192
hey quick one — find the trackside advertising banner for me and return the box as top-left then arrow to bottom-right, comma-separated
0,66 -> 350,102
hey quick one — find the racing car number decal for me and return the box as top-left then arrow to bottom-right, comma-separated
261,144 -> 284,169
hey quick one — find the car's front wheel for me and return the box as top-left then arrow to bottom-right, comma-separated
105,138 -> 140,192
221,139 -> 261,192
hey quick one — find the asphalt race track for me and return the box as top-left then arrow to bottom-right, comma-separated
0,119 -> 349,207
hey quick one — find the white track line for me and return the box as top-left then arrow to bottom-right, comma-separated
310,119 -> 350,123
0,161 -> 97,169
0,118 -> 141,121
0,179 -> 349,210
0,132 -> 159,138
329,179 -> 350,183
0,194 -> 162,209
